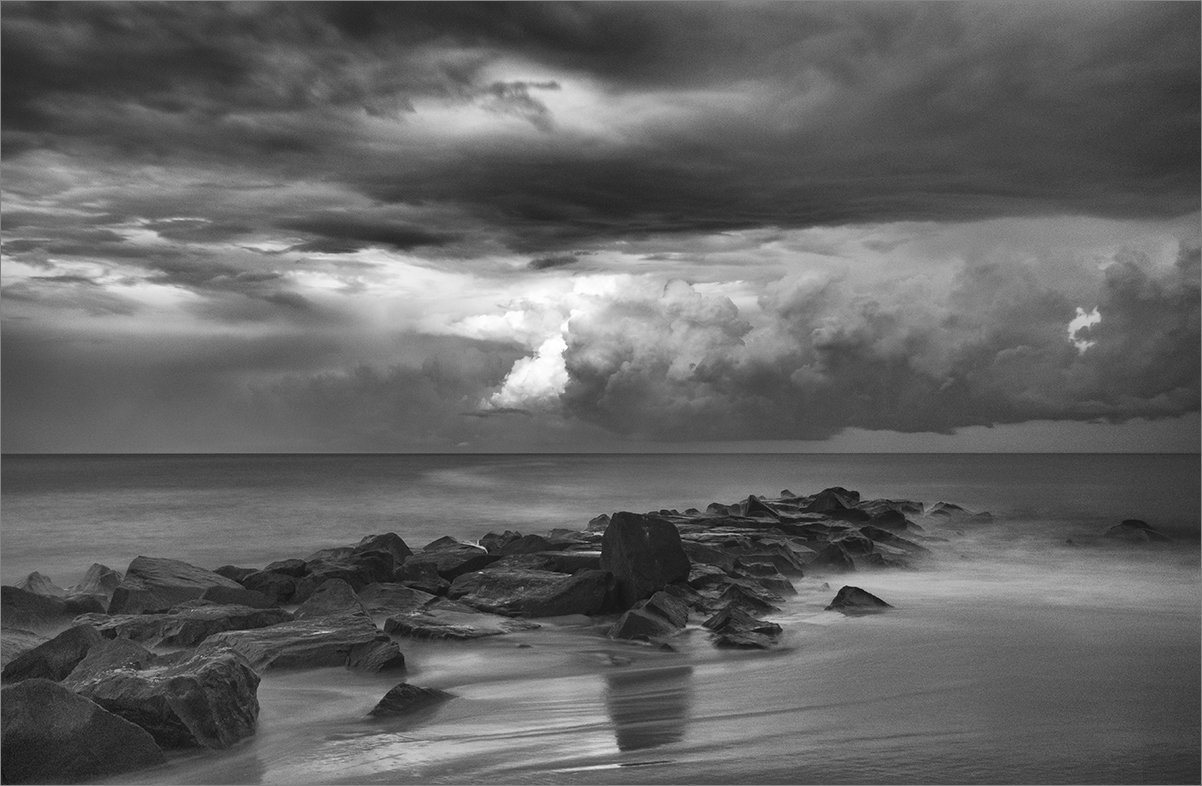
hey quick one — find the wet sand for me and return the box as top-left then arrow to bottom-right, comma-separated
101,529 -> 1200,785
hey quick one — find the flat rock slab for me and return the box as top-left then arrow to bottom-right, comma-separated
201,614 -> 406,672
66,647 -> 260,750
1,678 -> 166,783
448,568 -> 614,617
74,604 -> 293,648
385,601 -> 540,640
108,556 -> 244,615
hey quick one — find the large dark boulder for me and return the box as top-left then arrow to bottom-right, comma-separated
294,579 -> 368,620
1,678 -> 165,783
369,682 -> 453,718
108,556 -> 244,615
67,647 -> 260,750
1103,519 -> 1173,543
384,600 -> 540,640
609,591 -> 689,642
826,585 -> 892,614
600,512 -> 691,608
447,568 -> 614,617
201,614 -> 405,672
1,586 -> 72,630
74,604 -> 292,648
1,624 -> 103,684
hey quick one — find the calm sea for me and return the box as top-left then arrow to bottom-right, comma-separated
3,453 -> 1199,785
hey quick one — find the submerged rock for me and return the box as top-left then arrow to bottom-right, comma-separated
1,678 -> 166,783
1,623 -> 103,684
600,512 -> 691,608
201,614 -> 405,672
826,585 -> 892,614
1103,519 -> 1173,543
369,682 -> 454,717
108,556 -> 245,615
67,647 -> 261,750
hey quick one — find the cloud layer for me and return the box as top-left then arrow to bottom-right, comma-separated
1,2 -> 1198,451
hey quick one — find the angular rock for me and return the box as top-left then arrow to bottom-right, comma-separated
609,591 -> 690,642
400,541 -> 495,581
859,526 -> 931,554
832,532 -> 876,556
1,585 -> 72,629
1,628 -> 48,668
214,565 -> 257,583
262,558 -> 308,577
64,637 -> 157,684
384,601 -> 539,640
703,604 -> 783,649
479,530 -> 522,553
17,571 -> 65,598
75,604 -> 292,648
293,549 -> 396,602
1,624 -> 103,684
448,568 -> 614,617
681,540 -> 738,572
357,582 -> 439,616
687,563 -> 731,590
600,512 -> 691,608
826,585 -> 892,614
394,560 -> 451,595
1103,519 -> 1173,543
716,581 -> 782,615
67,563 -> 124,601
108,556 -> 244,615
240,570 -> 297,604
68,647 -> 260,749
202,614 -> 405,672
355,533 -> 413,563
1,678 -> 165,783
809,542 -> 857,572
488,551 -> 603,574
805,487 -> 860,514
369,682 -> 454,717
294,578 -> 369,620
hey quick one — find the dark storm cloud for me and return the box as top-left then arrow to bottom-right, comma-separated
528,254 -> 578,271
276,214 -> 453,252
3,2 -> 1197,252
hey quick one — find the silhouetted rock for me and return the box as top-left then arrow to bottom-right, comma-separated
1,624 -> 103,684
1103,519 -> 1173,543
1,678 -> 165,783
262,558 -> 308,578
75,605 -> 292,648
108,556 -> 244,615
355,533 -> 413,564
600,512 -> 691,608
294,578 -> 368,619
68,647 -> 260,750
448,568 -> 614,617
240,570 -> 296,604
826,585 -> 892,614
202,614 -> 405,672
369,682 -> 453,717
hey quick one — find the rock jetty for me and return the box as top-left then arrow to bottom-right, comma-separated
1,485 -> 989,783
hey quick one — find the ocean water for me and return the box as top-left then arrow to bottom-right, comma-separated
2,453 -> 1199,785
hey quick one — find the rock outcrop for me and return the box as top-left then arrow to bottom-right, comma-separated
108,556 -> 245,615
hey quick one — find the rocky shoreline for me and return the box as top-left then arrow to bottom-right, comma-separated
0,486 -> 1171,784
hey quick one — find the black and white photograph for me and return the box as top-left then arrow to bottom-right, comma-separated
1,2 -> 1199,783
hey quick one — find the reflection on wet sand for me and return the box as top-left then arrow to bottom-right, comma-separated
605,665 -> 694,752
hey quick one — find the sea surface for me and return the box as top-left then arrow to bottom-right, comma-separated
2,453 -> 1199,785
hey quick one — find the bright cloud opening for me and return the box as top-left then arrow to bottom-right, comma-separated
1068,306 -> 1101,353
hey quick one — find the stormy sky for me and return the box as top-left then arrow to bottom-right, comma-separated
2,1 -> 1198,453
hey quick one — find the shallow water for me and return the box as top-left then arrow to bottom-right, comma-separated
4,454 -> 1199,784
